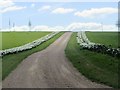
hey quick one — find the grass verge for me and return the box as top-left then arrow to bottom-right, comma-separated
65,33 -> 119,88
2,32 -> 50,50
86,32 -> 119,48
2,32 -> 64,80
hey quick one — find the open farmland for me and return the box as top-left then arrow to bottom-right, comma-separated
65,32 -> 119,88
1,32 -> 50,50
2,32 -> 64,80
86,32 -> 119,48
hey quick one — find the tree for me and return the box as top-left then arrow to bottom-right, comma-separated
28,19 -> 32,31
9,18 -> 11,29
101,22 -> 103,32
116,20 -> 120,28
13,22 -> 15,31
13,22 -> 15,28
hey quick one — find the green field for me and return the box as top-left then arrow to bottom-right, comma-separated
1,32 -> 51,50
86,32 -> 119,48
65,33 -> 119,88
2,32 -> 64,80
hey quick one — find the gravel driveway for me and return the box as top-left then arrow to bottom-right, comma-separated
3,32 -> 110,88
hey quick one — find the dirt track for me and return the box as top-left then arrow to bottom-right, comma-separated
3,32 -> 110,88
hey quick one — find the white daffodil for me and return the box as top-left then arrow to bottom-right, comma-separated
0,32 -> 59,56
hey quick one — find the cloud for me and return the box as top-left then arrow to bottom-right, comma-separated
33,25 -> 65,31
14,26 -> 29,31
2,22 -> 117,32
52,8 -> 75,14
0,6 -> 26,13
1,25 -> 29,31
0,0 -> 14,8
66,22 -> 118,31
74,7 -> 118,18
2,25 -> 65,31
0,0 -> 26,13
66,22 -> 101,30
31,3 -> 35,8
33,25 -> 49,30
38,5 -> 51,11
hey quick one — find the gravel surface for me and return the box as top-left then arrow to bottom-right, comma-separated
3,32 -> 110,88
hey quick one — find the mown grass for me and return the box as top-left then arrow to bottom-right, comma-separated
86,32 -> 119,48
2,32 -> 64,80
65,33 -> 119,88
0,32 -> 1,81
1,32 -> 51,50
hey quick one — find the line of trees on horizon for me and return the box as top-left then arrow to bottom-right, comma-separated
8,18 -> 32,31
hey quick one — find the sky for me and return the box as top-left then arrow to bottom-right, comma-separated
0,0 -> 119,31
